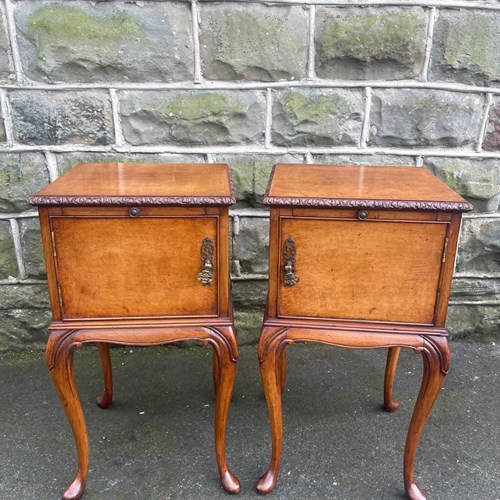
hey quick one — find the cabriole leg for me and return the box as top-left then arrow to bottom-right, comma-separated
46,331 -> 88,500
256,330 -> 286,495
96,342 -> 113,409
384,346 -> 401,412
277,347 -> 287,395
404,337 -> 450,500
212,347 -> 220,394
212,327 -> 240,494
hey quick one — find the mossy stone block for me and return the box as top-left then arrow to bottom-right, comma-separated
272,89 -> 363,146
0,221 -> 18,280
9,90 -> 114,146
311,154 -> 416,167
0,283 -> 50,310
16,2 -> 193,83
120,90 -> 265,146
316,7 -> 426,80
456,218 -> 500,274
446,304 -> 500,340
483,98 -> 500,153
19,218 -> 45,279
200,4 -> 307,81
430,10 -> 500,86
0,12 -> 14,82
451,277 -> 500,303
233,309 -> 262,345
370,89 -> 483,147
426,158 -> 500,212
0,119 -> 6,143
0,153 -> 49,213
232,280 -> 267,309
0,309 -> 51,352
216,154 -> 302,205
233,217 -> 269,275
55,152 -> 205,175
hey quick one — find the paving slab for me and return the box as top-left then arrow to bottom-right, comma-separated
0,341 -> 499,499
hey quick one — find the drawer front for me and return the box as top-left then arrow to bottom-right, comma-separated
52,215 -> 218,319
278,217 -> 448,324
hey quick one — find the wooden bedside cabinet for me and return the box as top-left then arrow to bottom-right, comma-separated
29,162 -> 240,499
256,164 -> 473,500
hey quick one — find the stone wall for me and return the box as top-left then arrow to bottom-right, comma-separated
0,0 -> 499,351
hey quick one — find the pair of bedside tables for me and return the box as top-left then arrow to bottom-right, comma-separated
29,162 -> 472,500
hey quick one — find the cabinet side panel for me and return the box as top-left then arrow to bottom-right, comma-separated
434,213 -> 462,326
278,218 -> 448,324
52,216 -> 218,319
38,208 -> 62,320
266,208 -> 285,319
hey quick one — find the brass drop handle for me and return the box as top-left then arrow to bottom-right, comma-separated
197,237 -> 214,286
283,238 -> 299,287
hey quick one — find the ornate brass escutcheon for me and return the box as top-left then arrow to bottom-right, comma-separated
197,237 -> 214,286
283,238 -> 299,287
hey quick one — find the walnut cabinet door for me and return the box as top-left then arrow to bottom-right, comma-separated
277,216 -> 449,325
51,212 -> 219,320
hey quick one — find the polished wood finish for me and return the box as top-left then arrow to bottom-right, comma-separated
30,162 -> 234,206
257,164 -> 471,499
52,212 -> 218,318
265,164 -> 473,211
30,163 -> 239,499
278,217 -> 447,323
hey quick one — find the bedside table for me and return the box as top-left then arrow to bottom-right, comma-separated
256,164 -> 473,499
29,162 -> 240,499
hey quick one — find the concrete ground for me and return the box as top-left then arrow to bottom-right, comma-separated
0,341 -> 499,500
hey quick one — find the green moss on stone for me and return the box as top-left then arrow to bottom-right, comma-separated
279,90 -> 351,122
211,10 -> 302,64
0,222 -> 17,279
433,160 -> 499,201
440,12 -> 500,81
160,93 -> 245,121
318,10 -> 425,62
28,4 -> 146,48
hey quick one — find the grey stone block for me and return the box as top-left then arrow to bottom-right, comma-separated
215,154 -> 302,205
483,98 -> 500,153
19,218 -> 45,279
430,10 -> 500,86
0,153 -> 49,213
120,90 -> 265,146
233,308 -> 262,345
0,118 -> 6,143
456,218 -> 500,274
9,90 -> 114,145
233,216 -> 269,275
272,88 -> 363,146
316,7 -> 426,80
446,305 -> 500,341
200,3 -> 307,81
0,11 -> 14,82
0,283 -> 50,310
426,157 -> 500,213
369,89 -> 483,148
451,277 -> 500,302
16,1 -> 193,83
232,279 -> 267,309
56,152 -> 206,175
0,309 -> 50,352
0,221 -> 18,280
312,154 -> 416,167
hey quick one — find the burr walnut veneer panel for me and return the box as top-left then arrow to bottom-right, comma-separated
278,217 -> 448,324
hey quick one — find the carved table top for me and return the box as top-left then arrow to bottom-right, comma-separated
29,162 -> 235,207
264,164 -> 473,212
